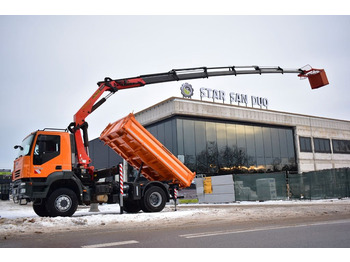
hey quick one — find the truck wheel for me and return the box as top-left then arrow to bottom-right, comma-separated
123,200 -> 141,213
141,186 -> 166,213
46,188 -> 78,217
33,200 -> 50,217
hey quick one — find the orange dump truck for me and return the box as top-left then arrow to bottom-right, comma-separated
11,114 -> 195,217
100,113 -> 195,188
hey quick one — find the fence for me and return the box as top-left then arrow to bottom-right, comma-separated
0,175 -> 12,200
288,168 -> 350,200
233,172 -> 287,201
193,168 -> 350,202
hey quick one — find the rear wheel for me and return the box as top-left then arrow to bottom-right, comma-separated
46,188 -> 78,217
141,186 -> 166,213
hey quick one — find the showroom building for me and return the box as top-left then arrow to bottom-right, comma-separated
130,96 -> 350,175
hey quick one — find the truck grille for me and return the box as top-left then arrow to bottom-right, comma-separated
14,170 -> 21,179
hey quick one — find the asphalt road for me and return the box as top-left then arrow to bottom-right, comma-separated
1,216 -> 350,248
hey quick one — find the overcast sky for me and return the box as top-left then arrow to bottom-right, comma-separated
1,15 -> 350,169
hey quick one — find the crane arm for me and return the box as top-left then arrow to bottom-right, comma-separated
69,65 -> 327,168
98,66 -> 303,87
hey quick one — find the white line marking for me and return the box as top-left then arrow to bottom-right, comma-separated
81,240 -> 139,248
179,219 -> 350,239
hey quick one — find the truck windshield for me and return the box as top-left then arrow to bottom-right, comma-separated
17,134 -> 35,158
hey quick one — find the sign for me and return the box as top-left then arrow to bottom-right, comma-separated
203,177 -> 213,194
200,87 -> 268,109
180,83 -> 269,109
180,83 -> 194,98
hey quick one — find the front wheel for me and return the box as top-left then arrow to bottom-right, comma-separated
33,200 -> 50,217
141,186 -> 166,213
123,200 -> 141,213
46,188 -> 78,217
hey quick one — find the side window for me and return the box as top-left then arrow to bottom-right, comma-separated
313,138 -> 331,153
33,135 -> 60,165
299,136 -> 312,152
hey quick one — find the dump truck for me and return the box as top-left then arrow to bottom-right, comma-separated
12,65 -> 328,217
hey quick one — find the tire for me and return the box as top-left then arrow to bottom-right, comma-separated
33,200 -> 50,217
123,200 -> 141,213
46,188 -> 78,217
141,186 -> 166,213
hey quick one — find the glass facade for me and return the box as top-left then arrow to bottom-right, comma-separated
146,116 -> 297,175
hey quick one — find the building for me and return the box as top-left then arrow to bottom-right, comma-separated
89,95 -> 350,177
89,138 -> 123,170
133,97 -> 350,175
87,96 -> 350,200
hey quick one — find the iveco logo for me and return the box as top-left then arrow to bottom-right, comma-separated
180,83 -> 194,98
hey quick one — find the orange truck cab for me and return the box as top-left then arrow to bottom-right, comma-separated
12,129 -> 86,216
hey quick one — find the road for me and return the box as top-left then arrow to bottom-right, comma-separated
1,215 -> 350,248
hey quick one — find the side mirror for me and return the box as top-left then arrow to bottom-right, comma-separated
14,145 -> 23,150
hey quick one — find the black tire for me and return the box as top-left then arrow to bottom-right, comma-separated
123,200 -> 141,213
141,186 -> 166,213
33,200 -> 50,217
46,188 -> 78,217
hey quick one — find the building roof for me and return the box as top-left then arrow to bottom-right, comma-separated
135,97 -> 350,132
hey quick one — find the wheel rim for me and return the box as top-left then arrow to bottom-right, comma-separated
54,194 -> 72,212
149,192 -> 162,207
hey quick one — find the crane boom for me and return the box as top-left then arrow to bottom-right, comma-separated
69,65 -> 327,169
98,66 -> 302,88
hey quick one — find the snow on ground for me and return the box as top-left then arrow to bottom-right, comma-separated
1,199 -> 350,237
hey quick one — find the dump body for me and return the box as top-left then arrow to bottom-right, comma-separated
100,113 -> 195,188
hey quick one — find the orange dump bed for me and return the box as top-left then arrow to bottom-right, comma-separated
100,113 -> 195,188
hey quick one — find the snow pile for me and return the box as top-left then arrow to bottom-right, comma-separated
1,199 -> 350,237
0,201 -> 211,236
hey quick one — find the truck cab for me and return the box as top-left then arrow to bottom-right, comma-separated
12,130 -> 78,209
13,130 -> 73,181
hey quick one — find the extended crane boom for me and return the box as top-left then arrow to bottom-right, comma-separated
68,65 -> 328,170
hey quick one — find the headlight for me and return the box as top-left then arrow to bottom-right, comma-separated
20,188 -> 26,194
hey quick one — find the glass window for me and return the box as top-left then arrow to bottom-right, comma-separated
33,135 -> 60,165
278,129 -> 288,158
299,136 -> 312,152
285,129 -> 295,157
262,127 -> 272,158
183,120 -> 196,170
236,124 -> 246,151
148,126 -> 157,137
226,124 -> 237,149
176,119 -> 184,156
333,139 -> 350,154
217,123 -> 228,171
195,121 -> 207,173
270,128 -> 280,158
216,123 -> 227,151
313,138 -> 331,153
164,121 -> 173,152
16,134 -> 35,158
206,122 -> 218,173
254,126 -> 264,158
245,125 -> 256,166
157,123 -> 165,146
